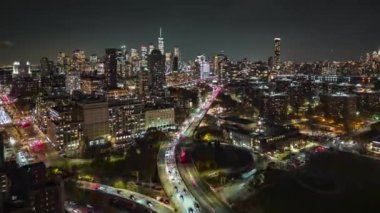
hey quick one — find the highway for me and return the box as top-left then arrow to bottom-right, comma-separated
77,180 -> 174,213
158,85 -> 230,213
177,105 -> 232,213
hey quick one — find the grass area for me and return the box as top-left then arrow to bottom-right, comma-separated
192,143 -> 253,187
53,131 -> 168,198
192,143 -> 253,171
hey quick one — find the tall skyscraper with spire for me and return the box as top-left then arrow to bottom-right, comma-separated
158,27 -> 165,55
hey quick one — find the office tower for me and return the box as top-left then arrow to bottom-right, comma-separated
196,55 -> 210,80
260,92 -> 289,122
116,50 -> 128,79
130,48 -> 139,59
141,45 -> 148,59
90,54 -> 98,63
56,52 -> 65,67
138,61 -> 149,97
12,61 -> 20,75
72,49 -> 86,71
273,38 -> 281,69
158,27 -> 165,55
121,45 -> 127,55
172,47 -> 180,72
165,52 -> 172,74
40,57 -> 55,75
213,53 -> 227,83
66,71 -> 81,94
147,49 -> 166,97
148,43 -> 155,54
105,48 -> 118,89
26,61 -> 31,75
56,52 -> 71,73
12,61 -> 31,76
89,54 -> 98,71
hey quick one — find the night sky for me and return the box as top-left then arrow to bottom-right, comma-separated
0,0 -> 380,64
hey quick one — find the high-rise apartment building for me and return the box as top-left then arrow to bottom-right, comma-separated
147,49 -> 166,97
105,48 -> 118,89
273,38 -> 281,69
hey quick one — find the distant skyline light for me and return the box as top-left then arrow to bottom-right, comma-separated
0,0 -> 380,64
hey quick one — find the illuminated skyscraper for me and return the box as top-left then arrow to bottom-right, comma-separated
130,48 -> 139,59
121,45 -> 127,55
165,52 -> 172,73
148,43 -> 155,54
273,38 -> 281,69
141,45 -> 148,59
172,47 -> 180,72
56,52 -> 71,73
72,49 -> 86,71
148,49 -> 166,97
12,61 -> 20,75
196,55 -> 210,80
26,61 -> 31,74
105,48 -> 118,89
158,27 -> 165,55
12,61 -> 32,76
138,60 -> 149,97
66,71 -> 81,94
90,54 -> 98,71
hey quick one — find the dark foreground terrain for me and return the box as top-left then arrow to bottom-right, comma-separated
237,151 -> 380,213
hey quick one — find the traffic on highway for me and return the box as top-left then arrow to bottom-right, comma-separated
159,85 -> 226,213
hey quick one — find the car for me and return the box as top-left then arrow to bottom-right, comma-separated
188,207 -> 194,213
116,189 -> 122,194
147,201 -> 153,207
183,188 -> 187,194
129,195 -> 136,200
179,195 -> 184,201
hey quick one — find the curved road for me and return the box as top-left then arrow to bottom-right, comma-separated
158,85 -> 231,213
77,180 -> 173,213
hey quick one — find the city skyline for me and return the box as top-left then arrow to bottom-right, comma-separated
1,0 -> 380,64
1,1 -> 380,212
